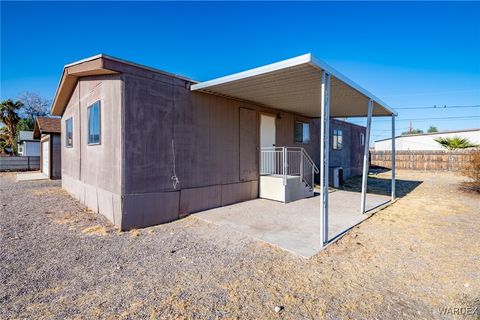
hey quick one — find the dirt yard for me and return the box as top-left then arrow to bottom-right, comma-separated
1,170 -> 478,319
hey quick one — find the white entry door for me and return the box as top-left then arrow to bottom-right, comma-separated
42,140 -> 50,177
260,114 -> 277,175
260,114 -> 276,147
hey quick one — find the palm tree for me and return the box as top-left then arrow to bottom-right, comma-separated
434,136 -> 477,150
0,99 -> 23,154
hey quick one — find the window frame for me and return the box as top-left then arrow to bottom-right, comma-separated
332,129 -> 343,150
360,132 -> 365,146
87,101 -> 101,146
65,117 -> 73,148
294,120 -> 311,144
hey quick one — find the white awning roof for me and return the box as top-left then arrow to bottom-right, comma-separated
191,53 -> 396,118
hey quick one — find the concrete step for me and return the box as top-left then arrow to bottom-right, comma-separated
260,175 -> 314,203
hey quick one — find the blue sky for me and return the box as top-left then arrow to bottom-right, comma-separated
1,1 -> 479,141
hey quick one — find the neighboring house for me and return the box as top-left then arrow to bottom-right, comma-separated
17,131 -> 40,156
49,54 -> 392,230
375,128 -> 480,151
33,117 -> 62,179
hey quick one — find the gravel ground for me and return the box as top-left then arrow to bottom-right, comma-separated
1,170 -> 479,319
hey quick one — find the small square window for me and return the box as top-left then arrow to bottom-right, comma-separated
65,117 -> 73,147
332,129 -> 343,150
294,121 -> 310,144
88,101 -> 101,145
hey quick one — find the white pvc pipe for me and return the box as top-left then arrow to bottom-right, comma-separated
360,99 -> 373,214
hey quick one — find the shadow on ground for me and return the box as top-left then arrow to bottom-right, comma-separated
342,169 -> 423,197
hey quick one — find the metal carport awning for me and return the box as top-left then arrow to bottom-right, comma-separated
190,53 -> 396,118
191,53 -> 397,250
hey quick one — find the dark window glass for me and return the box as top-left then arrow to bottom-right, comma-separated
295,121 -> 310,144
332,129 -> 343,149
65,117 -> 73,147
88,101 -> 101,145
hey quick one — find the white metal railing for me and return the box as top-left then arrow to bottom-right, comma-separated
260,147 -> 319,189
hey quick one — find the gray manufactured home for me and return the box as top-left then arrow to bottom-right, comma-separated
51,54 -> 390,231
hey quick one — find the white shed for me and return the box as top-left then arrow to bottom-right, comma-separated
375,128 -> 480,151
17,131 -> 40,156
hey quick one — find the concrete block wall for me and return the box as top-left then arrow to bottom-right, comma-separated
0,156 -> 40,171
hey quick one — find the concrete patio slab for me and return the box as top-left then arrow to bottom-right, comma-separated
195,190 -> 391,257
16,172 -> 48,182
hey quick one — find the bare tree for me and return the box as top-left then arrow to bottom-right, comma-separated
18,92 -> 51,122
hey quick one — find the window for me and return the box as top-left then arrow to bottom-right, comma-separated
294,121 -> 310,144
87,101 -> 101,145
65,117 -> 73,147
332,129 -> 343,149
360,132 -> 365,146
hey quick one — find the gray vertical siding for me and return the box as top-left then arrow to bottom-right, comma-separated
61,74 -> 123,226
121,72 -> 264,229
327,119 -> 366,180
239,108 -> 259,182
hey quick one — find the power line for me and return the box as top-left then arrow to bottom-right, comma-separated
371,115 -> 480,122
383,89 -> 480,98
395,104 -> 480,110
371,128 -> 409,132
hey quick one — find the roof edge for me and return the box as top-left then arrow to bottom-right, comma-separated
191,53 -> 312,91
51,54 -> 197,116
375,128 -> 480,142
191,53 -> 396,116
309,55 -> 397,116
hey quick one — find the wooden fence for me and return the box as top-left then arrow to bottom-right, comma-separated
0,156 -> 40,171
371,149 -> 478,171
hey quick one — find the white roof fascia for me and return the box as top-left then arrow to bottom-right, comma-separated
309,55 -> 397,116
190,53 -> 312,91
64,54 -> 105,68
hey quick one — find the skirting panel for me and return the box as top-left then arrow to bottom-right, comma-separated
122,191 -> 180,230
179,185 -> 222,218
221,180 -> 258,206
63,176 -> 259,230
62,174 -> 122,227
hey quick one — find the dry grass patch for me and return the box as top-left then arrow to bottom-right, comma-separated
130,229 -> 140,238
32,188 -> 68,196
81,225 -> 108,236
53,214 -> 77,225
